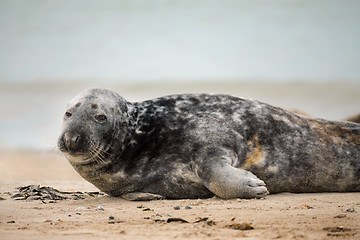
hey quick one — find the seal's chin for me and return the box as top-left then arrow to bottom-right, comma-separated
58,143 -> 89,161
64,153 -> 96,165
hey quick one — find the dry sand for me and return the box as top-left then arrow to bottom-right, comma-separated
0,150 -> 359,240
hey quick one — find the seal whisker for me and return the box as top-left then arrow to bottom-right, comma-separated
88,145 -> 101,164
99,143 -> 113,158
97,147 -> 111,163
94,142 -> 112,159
82,144 -> 99,164
101,143 -> 112,155
89,143 -> 107,164
94,149 -> 106,164
83,152 -> 94,161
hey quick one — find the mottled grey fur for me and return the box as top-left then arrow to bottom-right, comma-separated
58,88 -> 360,200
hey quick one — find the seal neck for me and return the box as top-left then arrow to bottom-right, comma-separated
114,101 -> 140,154
114,102 -> 153,162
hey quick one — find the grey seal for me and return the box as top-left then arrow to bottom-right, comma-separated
58,88 -> 360,200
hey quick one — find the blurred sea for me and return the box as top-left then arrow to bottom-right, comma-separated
0,0 -> 359,82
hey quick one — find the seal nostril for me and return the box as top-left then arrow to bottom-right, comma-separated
64,132 -> 81,152
72,134 -> 81,144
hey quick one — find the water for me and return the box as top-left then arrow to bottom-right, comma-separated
0,0 -> 359,82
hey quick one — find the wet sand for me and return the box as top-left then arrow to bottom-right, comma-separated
0,150 -> 359,240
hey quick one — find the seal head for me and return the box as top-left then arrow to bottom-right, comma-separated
58,88 -> 135,166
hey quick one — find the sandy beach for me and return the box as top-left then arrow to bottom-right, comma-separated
0,150 -> 359,240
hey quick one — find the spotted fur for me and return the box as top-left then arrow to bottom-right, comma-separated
58,88 -> 360,199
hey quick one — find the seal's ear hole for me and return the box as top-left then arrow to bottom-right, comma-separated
94,114 -> 107,123
65,112 -> 72,118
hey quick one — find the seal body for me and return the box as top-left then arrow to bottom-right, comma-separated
58,88 -> 360,199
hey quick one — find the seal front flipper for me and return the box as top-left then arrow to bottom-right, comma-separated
196,148 -> 268,199
121,192 -> 164,201
199,164 -> 268,199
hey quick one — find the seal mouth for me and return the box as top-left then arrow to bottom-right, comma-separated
63,153 -> 97,165
62,143 -> 112,166
58,134 -> 112,165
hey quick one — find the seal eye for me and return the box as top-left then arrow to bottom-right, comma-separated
65,112 -> 72,118
94,114 -> 107,123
